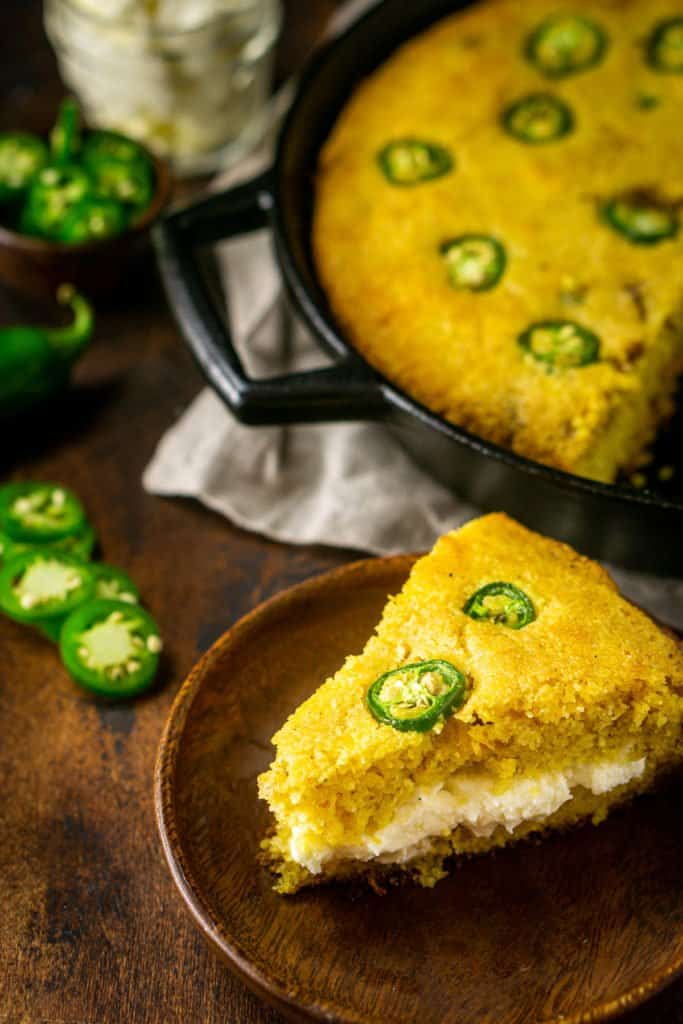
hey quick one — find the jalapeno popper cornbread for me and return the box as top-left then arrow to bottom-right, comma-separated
313,0 -> 683,482
258,515 -> 683,893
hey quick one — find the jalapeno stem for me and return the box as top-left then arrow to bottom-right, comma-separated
44,285 -> 94,357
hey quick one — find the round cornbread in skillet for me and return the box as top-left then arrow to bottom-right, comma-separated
313,0 -> 683,482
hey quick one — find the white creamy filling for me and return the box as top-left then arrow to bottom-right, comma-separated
289,755 -> 646,874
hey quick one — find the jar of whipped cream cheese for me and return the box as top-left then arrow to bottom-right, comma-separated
44,0 -> 282,175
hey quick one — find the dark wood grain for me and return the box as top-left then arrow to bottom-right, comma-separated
0,2 -> 681,1023
156,557 -> 683,1024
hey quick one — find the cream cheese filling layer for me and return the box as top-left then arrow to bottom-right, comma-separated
288,755 -> 646,874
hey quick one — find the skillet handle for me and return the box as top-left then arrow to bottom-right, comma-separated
154,172 -> 388,425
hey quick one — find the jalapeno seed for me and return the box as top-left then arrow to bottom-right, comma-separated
525,15 -> 607,78
377,139 -> 454,185
646,18 -> 683,73
602,194 -> 678,245
440,234 -> 507,291
502,93 -> 574,144
518,319 -> 600,369
463,582 -> 536,629
367,659 -> 467,733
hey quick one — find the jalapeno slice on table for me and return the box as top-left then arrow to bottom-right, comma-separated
0,482 -> 85,542
518,319 -> 600,369
91,564 -> 139,604
60,598 -> 162,699
0,550 -> 94,627
56,197 -> 128,243
378,139 -> 454,185
525,15 -> 607,78
0,133 -> 48,204
20,164 -> 91,239
367,659 -> 467,733
502,93 -> 574,144
50,98 -> 81,165
646,18 -> 683,73
602,195 -> 678,245
441,234 -> 506,291
463,582 -> 536,628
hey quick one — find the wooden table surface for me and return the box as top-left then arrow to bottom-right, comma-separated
0,2 -> 681,1022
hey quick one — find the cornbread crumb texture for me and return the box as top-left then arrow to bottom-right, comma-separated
313,0 -> 683,480
258,514 -> 683,891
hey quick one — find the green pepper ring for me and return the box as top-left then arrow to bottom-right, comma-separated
645,17 -> 683,74
91,563 -> 140,604
0,521 -> 96,567
524,14 -> 608,79
0,481 -> 86,542
60,598 -> 162,699
463,581 -> 536,629
518,319 -> 601,369
440,234 -> 507,291
367,659 -> 467,733
82,130 -> 152,168
0,132 -> 49,202
501,93 -> 575,144
601,196 -> 679,245
0,549 -> 95,625
377,138 -> 454,186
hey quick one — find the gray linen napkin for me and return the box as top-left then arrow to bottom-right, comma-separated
143,2 -> 683,629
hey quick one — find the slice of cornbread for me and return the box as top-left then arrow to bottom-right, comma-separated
258,514 -> 683,893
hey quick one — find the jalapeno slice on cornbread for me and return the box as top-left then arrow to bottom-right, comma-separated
602,194 -> 679,245
367,659 -> 467,732
502,93 -> 574,143
519,320 -> 600,369
525,15 -> 607,78
646,18 -> 683,73
463,581 -> 535,629
377,139 -> 454,185
440,234 -> 506,291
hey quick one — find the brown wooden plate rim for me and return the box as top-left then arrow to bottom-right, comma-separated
154,554 -> 683,1024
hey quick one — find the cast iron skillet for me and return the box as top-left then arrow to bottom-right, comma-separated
154,0 -> 683,575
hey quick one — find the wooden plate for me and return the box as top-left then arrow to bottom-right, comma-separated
154,556 -> 683,1024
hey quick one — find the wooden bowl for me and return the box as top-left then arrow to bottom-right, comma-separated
0,150 -> 172,300
155,556 -> 683,1024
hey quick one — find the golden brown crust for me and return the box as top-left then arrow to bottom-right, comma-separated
313,0 -> 683,481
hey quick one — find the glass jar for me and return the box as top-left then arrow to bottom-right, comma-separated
44,0 -> 282,176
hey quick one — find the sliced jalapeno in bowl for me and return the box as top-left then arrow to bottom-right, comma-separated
88,158 -> 154,214
0,549 -> 94,627
82,130 -> 152,168
56,196 -> 128,244
463,582 -> 536,629
525,15 -> 607,78
601,194 -> 678,245
0,482 -> 85,543
377,139 -> 454,185
367,659 -> 467,732
0,133 -> 48,204
518,319 -> 600,369
502,93 -> 574,144
50,98 -> 81,166
646,18 -> 683,73
91,564 -> 139,604
60,598 -> 162,699
20,164 -> 91,239
441,234 -> 506,291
